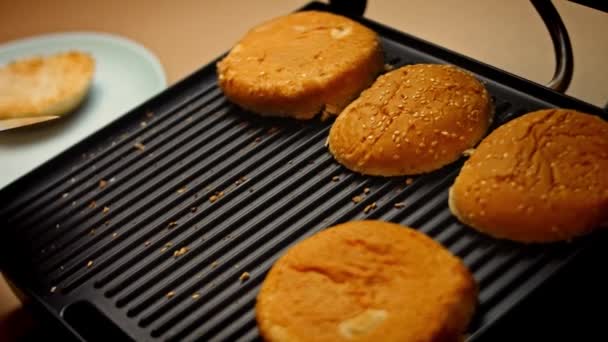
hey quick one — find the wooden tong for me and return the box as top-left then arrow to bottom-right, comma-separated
0,116 -> 60,132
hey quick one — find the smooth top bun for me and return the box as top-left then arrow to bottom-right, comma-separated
217,11 -> 384,120
450,109 -> 608,243
328,64 -> 493,176
256,220 -> 477,342
0,51 -> 95,119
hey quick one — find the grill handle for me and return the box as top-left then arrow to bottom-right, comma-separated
531,0 -> 574,93
328,0 -> 574,93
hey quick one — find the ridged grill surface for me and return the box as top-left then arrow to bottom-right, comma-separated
0,4 -> 605,342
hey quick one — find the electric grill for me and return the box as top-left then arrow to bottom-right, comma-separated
1,1 -> 606,341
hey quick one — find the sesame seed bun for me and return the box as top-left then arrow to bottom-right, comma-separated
256,220 -> 477,342
0,51 -> 95,119
217,11 -> 384,120
328,64 -> 493,176
449,109 -> 608,243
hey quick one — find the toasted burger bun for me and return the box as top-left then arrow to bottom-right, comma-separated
449,109 -> 608,243
0,51 -> 95,119
256,220 -> 477,342
217,11 -> 384,120
328,64 -> 493,176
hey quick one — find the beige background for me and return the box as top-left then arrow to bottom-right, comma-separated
0,0 -> 606,338
1,0 -> 606,104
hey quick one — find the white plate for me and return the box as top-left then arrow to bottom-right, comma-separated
0,32 -> 166,190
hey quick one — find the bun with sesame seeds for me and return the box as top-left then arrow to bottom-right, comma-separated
217,11 -> 384,120
328,64 -> 493,176
449,109 -> 608,243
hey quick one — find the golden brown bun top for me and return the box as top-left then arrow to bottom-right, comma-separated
450,109 -> 608,242
328,64 -> 493,176
0,51 -> 95,119
216,11 -> 383,119
256,220 -> 477,342
218,11 -> 379,85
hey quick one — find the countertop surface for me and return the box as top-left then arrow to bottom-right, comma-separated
1,0 -> 607,340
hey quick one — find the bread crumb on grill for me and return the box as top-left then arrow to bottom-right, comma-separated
50,286 -> 57,293
166,291 -> 175,299
112,232 -> 118,239
190,206 -> 197,212
211,261 -> 219,268
255,137 -> 262,143
62,192 -> 69,198
86,260 -> 94,268
332,176 -> 340,182
239,272 -> 251,282
144,240 -> 152,247
235,176 -> 248,186
167,221 -> 178,229
177,187 -> 187,194
140,121 -> 147,128
134,142 -> 145,151
89,229 -> 96,236
364,202 -> 377,213
209,191 -> 225,203
384,63 -> 395,71
102,206 -> 110,214
405,178 -> 414,185
146,111 -> 154,118
352,195 -> 363,203
88,200 -> 97,209
99,179 -> 107,189
394,202 -> 406,208
192,292 -> 201,300
363,187 -> 370,194
173,247 -> 189,258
